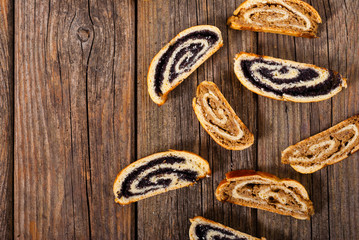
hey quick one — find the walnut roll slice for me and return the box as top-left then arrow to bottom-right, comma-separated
227,0 -> 322,38
216,170 -> 314,220
193,81 -> 254,150
282,115 -> 359,174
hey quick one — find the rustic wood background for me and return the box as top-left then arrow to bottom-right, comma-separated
0,0 -> 358,239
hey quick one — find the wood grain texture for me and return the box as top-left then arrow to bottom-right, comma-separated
87,0 -> 135,239
326,0 -> 359,239
0,0 -> 13,239
198,0 -> 258,237
14,0 -> 135,239
8,0 -> 359,239
299,1 -> 332,238
256,32 -> 312,239
136,0 -> 202,239
136,0 -> 358,239
14,0 -> 91,238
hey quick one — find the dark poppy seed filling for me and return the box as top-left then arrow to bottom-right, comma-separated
154,30 -> 220,95
117,156 -> 199,199
195,224 -> 247,240
241,58 -> 343,97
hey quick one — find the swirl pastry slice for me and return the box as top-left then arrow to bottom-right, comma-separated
282,115 -> 359,174
227,0 -> 322,38
234,52 -> 347,102
193,81 -> 254,150
215,170 -> 314,220
148,25 -> 223,105
113,150 -> 211,205
189,216 -> 266,240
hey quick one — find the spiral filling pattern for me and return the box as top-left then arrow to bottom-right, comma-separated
230,180 -> 309,214
286,124 -> 359,168
199,91 -> 244,141
117,156 -> 199,199
154,30 -> 220,96
240,58 -> 343,98
242,2 -> 312,31
194,224 -> 246,240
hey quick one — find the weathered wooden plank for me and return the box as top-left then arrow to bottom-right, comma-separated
14,0 -> 91,238
14,0 -> 136,239
11,0 -> 359,239
15,1 -> 83,239
326,0 -> 359,239
86,0 -> 136,239
255,0 -> 358,239
136,0 -> 203,239
0,0 -> 13,239
295,1 -> 334,239
256,31 -> 312,239
198,0 -> 258,237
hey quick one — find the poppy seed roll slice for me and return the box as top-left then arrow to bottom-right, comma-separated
113,150 -> 211,205
234,52 -> 347,102
148,25 -> 223,105
189,216 -> 266,240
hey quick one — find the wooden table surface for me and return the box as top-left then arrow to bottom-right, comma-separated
0,0 -> 358,239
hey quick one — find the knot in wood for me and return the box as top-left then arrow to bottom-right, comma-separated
77,27 -> 91,42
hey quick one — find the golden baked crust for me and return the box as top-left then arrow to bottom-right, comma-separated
282,115 -> 359,174
216,170 -> 314,220
147,25 -> 223,106
189,216 -> 266,240
228,0 -> 322,38
113,150 -> 211,205
192,81 -> 254,150
233,52 -> 347,103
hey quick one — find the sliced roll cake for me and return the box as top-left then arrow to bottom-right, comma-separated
234,52 -> 347,102
148,25 -> 223,105
215,170 -> 314,220
193,81 -> 254,150
189,216 -> 266,240
113,150 -> 211,205
227,0 -> 322,38
282,115 -> 359,174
